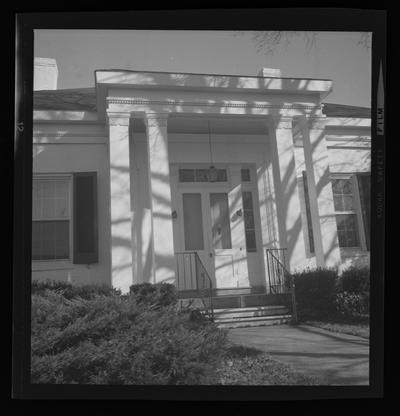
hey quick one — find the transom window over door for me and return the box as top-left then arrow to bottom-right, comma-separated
32,177 -> 70,260
179,168 -> 227,183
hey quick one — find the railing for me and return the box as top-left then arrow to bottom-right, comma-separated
175,252 -> 214,321
265,248 -> 298,323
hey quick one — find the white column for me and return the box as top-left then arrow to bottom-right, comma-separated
108,112 -> 133,293
269,115 -> 306,271
300,116 -> 341,267
144,112 -> 176,284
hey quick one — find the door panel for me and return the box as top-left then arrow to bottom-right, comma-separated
209,192 -> 241,288
182,193 -> 204,251
209,193 -> 232,249
214,254 -> 235,288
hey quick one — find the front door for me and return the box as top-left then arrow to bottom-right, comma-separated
177,187 -> 249,289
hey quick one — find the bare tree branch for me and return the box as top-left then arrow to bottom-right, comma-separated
235,31 -> 371,56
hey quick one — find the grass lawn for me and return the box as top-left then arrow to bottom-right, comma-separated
216,343 -> 321,385
303,316 -> 369,339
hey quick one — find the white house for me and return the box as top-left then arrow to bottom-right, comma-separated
32,67 -> 371,302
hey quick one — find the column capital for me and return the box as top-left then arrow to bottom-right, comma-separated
306,115 -> 327,130
144,112 -> 169,128
107,111 -> 131,126
269,115 -> 293,130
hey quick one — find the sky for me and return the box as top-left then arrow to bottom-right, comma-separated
34,30 -> 372,108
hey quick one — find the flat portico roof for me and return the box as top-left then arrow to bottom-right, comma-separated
95,68 -> 333,82
94,68 -> 333,98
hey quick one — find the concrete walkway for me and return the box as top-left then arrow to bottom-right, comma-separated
228,324 -> 369,385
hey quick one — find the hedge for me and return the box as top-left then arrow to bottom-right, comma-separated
292,266 -> 370,320
32,279 -> 121,300
31,284 -> 227,384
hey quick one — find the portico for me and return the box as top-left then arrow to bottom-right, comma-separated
97,69 -> 342,294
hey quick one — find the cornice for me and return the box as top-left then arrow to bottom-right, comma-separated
269,116 -> 294,130
107,97 -> 322,113
306,115 -> 327,130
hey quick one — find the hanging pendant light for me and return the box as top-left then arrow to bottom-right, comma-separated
208,120 -> 218,182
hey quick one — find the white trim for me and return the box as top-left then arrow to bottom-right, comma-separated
34,110 -> 99,122
325,118 -> 371,127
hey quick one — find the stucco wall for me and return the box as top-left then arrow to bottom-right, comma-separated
31,117 -> 371,288
32,122 -> 111,286
326,124 -> 371,173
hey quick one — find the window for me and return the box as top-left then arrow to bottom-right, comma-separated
32,177 -> 70,260
241,168 -> 251,182
332,178 -> 359,248
242,191 -> 257,252
179,168 -> 227,183
32,173 -> 99,264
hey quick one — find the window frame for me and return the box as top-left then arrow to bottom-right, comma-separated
32,173 -> 73,263
331,173 -> 368,250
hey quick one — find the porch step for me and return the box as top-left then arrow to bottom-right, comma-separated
203,305 -> 292,328
213,314 -> 293,329
211,292 -> 292,309
211,305 -> 290,320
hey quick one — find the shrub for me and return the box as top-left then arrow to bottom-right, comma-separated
31,287 -> 227,384
292,268 -> 338,320
338,266 -> 370,293
335,291 -> 369,317
129,283 -> 177,307
32,279 -> 121,300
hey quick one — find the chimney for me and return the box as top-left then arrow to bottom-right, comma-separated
34,57 -> 58,90
258,67 -> 281,78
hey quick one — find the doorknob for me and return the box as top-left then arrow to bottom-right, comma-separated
209,253 -> 213,258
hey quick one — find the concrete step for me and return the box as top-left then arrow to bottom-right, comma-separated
210,305 -> 289,320
215,314 -> 293,329
211,293 -> 292,309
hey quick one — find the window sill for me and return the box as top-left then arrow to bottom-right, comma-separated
340,247 -> 369,256
32,260 -> 73,272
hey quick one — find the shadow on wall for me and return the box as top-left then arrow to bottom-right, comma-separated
106,72 -> 341,285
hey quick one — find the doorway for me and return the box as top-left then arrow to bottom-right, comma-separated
177,187 -> 248,289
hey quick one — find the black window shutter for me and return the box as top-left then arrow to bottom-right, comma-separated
73,172 -> 98,264
302,171 -> 315,254
357,174 -> 371,250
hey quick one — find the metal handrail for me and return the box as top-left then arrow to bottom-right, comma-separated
266,248 -> 298,323
175,251 -> 214,321
194,252 -> 214,321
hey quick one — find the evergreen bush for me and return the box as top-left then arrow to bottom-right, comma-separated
31,285 -> 227,384
129,282 -> 177,307
32,279 -> 120,299
292,268 -> 338,320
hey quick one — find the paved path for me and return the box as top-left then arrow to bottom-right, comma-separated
228,324 -> 369,385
